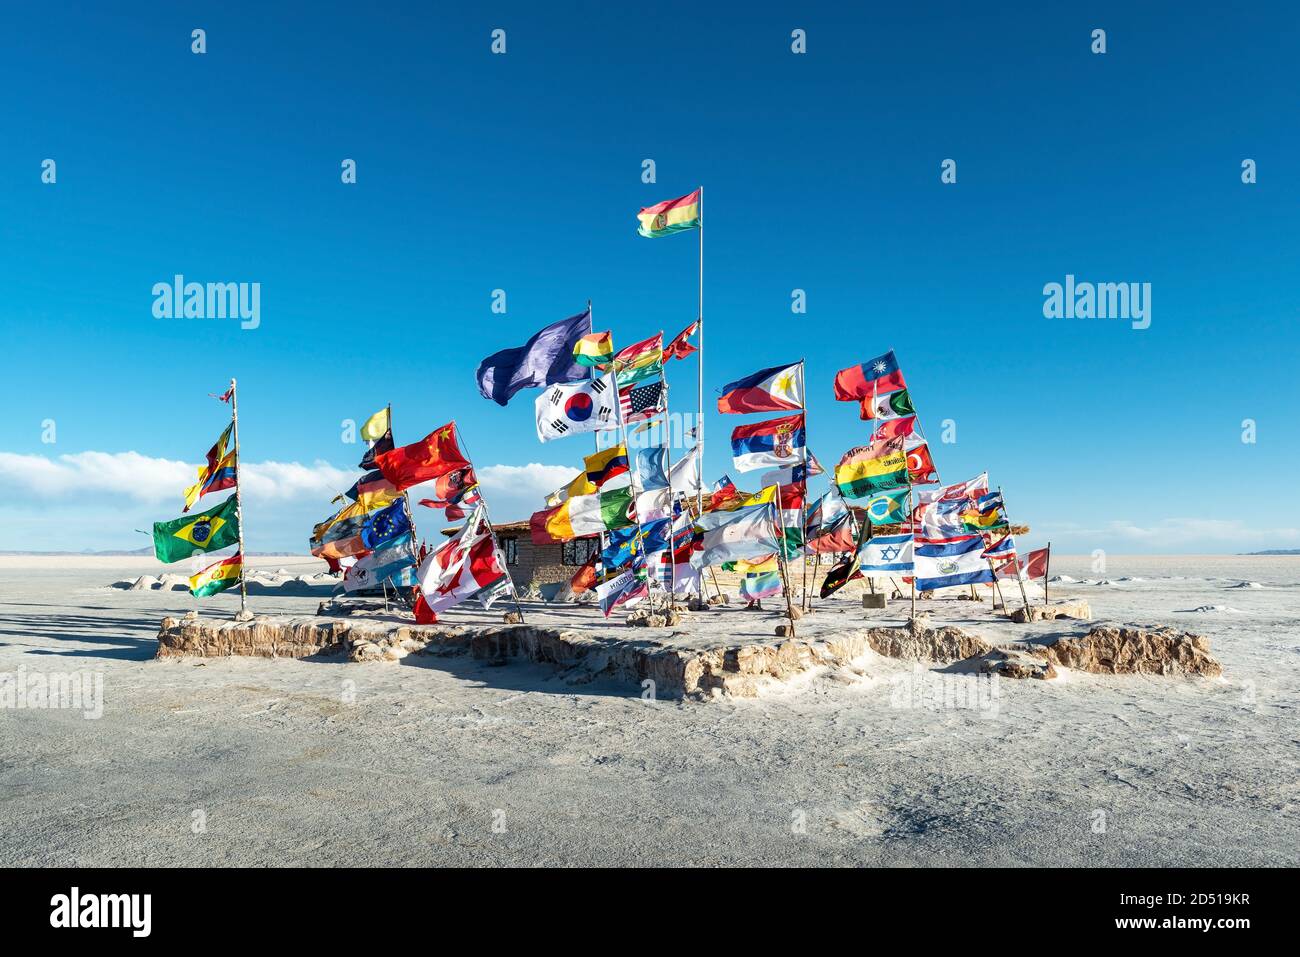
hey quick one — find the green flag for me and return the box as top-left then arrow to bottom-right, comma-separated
153,494 -> 240,564
862,488 -> 909,525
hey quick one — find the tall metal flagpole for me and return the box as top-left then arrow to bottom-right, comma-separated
228,377 -> 249,617
695,186 -> 705,600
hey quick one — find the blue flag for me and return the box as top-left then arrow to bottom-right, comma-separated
476,309 -> 591,406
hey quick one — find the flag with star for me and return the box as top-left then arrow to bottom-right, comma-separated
855,532 -> 915,575
619,379 -> 666,422
153,494 -> 240,563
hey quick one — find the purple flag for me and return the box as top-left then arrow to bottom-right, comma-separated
476,309 -> 590,406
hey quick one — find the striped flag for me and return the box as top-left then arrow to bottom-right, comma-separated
637,189 -> 701,238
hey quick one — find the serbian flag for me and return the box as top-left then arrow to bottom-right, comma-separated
834,350 -> 906,401
717,362 -> 804,414
730,413 -> 806,472
664,319 -> 700,360
376,422 -> 471,492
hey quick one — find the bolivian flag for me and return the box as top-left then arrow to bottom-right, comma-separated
637,188 -> 701,238
574,331 -> 614,368
835,441 -> 910,499
189,552 -> 242,598
153,494 -> 240,563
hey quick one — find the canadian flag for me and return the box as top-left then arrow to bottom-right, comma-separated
417,507 -> 507,613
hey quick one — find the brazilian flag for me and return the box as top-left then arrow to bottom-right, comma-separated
153,494 -> 240,563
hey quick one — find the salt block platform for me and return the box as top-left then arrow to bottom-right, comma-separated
154,597 -> 1222,699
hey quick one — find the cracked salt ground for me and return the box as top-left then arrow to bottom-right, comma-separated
0,554 -> 1296,866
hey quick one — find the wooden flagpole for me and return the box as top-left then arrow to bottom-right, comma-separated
997,485 -> 1032,614
797,359 -> 811,611
908,487 -> 916,619
228,377 -> 249,618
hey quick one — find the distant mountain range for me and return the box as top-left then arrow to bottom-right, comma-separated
1242,549 -> 1300,556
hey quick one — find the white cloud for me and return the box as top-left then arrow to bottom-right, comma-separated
476,462 -> 578,499
0,450 -> 353,504
0,451 -> 581,548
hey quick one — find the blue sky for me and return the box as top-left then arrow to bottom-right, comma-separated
1,1 -> 1297,553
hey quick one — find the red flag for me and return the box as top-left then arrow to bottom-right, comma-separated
569,554 -> 598,595
1020,547 -> 1049,581
412,591 -> 438,624
806,522 -> 856,554
664,319 -> 699,360
872,416 -> 917,443
376,422 -> 471,492
433,465 -> 475,502
905,442 -> 939,485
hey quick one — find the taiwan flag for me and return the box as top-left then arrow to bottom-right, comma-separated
833,350 -> 906,401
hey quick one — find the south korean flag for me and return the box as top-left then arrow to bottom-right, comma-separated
535,372 -> 619,443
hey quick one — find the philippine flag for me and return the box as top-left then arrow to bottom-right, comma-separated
730,413 -> 806,472
717,362 -> 804,414
914,535 -> 995,591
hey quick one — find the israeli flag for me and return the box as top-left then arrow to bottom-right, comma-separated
856,532 -> 914,576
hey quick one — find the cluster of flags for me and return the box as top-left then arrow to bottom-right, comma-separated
309,407 -> 520,620
310,406 -> 413,591
800,349 -> 1051,603
470,193 -> 705,615
151,384 -> 245,602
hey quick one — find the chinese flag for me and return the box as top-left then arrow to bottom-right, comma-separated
376,422 -> 471,492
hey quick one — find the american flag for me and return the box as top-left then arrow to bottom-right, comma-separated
619,380 -> 665,422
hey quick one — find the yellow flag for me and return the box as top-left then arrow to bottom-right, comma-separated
360,407 -> 390,442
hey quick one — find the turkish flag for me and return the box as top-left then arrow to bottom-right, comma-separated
376,422 -> 471,492
905,442 -> 939,485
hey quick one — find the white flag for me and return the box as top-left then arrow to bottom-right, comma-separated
667,444 -> 702,497
535,374 -> 619,442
